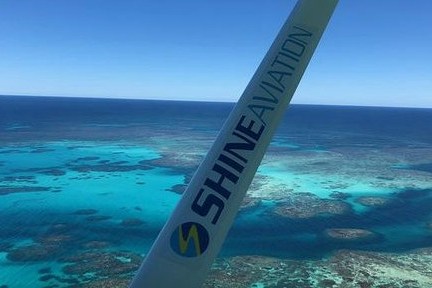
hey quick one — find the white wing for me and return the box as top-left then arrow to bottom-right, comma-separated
129,0 -> 339,287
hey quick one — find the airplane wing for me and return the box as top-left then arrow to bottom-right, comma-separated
129,0 -> 339,287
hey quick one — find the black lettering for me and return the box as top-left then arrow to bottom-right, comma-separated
191,188 -> 225,225
223,131 -> 256,163
218,154 -> 244,173
236,115 -> 264,141
252,82 -> 282,104
190,26 -> 314,227
282,38 -> 306,57
271,53 -> 298,69
261,80 -> 283,94
247,104 -> 274,126
290,26 -> 313,44
267,70 -> 291,90
204,163 -> 238,200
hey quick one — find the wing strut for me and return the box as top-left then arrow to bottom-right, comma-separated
130,0 -> 338,287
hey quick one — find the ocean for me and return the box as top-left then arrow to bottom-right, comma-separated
1,96 -> 432,287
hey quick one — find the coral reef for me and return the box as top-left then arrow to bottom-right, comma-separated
0,185 -> 51,195
61,251 -> 141,277
7,244 -> 62,262
205,248 -> 432,288
33,251 -> 143,287
274,193 -> 351,219
85,215 -> 112,222
355,196 -> 393,207
69,278 -> 131,288
69,161 -> 151,173
329,191 -> 351,200
324,228 -> 376,241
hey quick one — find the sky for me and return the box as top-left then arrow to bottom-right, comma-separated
1,0 -> 431,108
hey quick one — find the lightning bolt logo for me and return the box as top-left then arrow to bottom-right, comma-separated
170,222 -> 209,257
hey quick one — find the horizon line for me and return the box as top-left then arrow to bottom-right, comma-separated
1,94 -> 431,110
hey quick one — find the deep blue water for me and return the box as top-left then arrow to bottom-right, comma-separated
2,95 -> 431,145
1,95 -> 432,286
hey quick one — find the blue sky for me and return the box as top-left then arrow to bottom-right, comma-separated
1,0 -> 431,107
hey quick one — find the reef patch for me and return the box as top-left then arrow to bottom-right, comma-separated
274,193 -> 351,219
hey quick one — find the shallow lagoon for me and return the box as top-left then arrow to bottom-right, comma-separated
1,96 -> 432,287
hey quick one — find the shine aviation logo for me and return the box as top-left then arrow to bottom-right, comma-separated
170,222 -> 209,257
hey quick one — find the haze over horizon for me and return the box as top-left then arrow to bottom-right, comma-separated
1,0 -> 431,108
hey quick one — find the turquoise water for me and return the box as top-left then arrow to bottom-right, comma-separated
1,96 -> 432,287
0,141 -> 185,286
